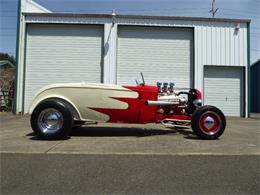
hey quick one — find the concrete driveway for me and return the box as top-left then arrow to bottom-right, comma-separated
1,113 -> 259,155
1,113 -> 259,194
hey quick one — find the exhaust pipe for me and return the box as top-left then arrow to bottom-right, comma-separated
146,100 -> 178,106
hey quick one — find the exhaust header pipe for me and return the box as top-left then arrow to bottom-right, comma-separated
146,100 -> 178,106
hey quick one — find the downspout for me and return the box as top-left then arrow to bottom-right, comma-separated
13,0 -> 21,114
247,22 -> 251,118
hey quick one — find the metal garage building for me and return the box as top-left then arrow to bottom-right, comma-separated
250,59 -> 260,113
15,0 -> 250,117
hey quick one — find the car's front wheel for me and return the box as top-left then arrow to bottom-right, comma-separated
191,105 -> 226,139
31,100 -> 73,140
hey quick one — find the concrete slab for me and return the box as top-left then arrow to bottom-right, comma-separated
251,112 -> 260,119
0,113 -> 259,155
2,154 -> 259,194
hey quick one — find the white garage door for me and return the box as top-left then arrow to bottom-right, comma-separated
204,66 -> 244,117
117,26 -> 193,87
24,24 -> 103,112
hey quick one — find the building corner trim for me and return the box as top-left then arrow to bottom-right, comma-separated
13,0 -> 22,114
103,23 -> 117,84
247,22 -> 251,118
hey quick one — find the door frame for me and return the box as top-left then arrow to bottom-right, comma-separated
203,65 -> 245,117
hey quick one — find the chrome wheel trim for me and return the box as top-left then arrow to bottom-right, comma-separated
37,108 -> 64,134
203,116 -> 215,129
199,111 -> 222,135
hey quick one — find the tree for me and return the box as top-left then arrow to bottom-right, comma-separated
0,53 -> 16,66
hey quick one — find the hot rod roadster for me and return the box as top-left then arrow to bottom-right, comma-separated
30,74 -> 226,140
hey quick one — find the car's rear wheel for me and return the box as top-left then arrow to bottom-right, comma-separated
31,100 -> 73,140
191,105 -> 226,139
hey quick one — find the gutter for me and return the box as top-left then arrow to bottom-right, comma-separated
23,12 -> 251,24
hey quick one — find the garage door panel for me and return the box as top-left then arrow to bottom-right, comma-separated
119,27 -> 192,40
204,66 -> 243,117
24,24 -> 103,113
117,26 -> 193,87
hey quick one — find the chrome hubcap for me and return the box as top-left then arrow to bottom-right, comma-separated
199,111 -> 221,135
203,116 -> 215,130
38,108 -> 63,134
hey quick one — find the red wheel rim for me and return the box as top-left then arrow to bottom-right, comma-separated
199,111 -> 221,135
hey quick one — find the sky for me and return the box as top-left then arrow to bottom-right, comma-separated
0,0 -> 259,63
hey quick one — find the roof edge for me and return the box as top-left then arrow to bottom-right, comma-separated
251,59 -> 260,67
23,12 -> 251,23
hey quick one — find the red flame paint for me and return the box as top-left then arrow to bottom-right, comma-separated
89,85 -> 158,123
89,97 -> 140,123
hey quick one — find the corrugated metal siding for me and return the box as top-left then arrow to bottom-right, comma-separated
24,24 -> 103,112
195,22 -> 247,66
195,22 -> 248,90
204,66 -> 244,116
117,26 -> 193,87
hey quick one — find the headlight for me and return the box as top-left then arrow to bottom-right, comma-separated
193,99 -> 202,107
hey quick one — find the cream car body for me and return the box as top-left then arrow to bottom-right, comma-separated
29,82 -> 139,122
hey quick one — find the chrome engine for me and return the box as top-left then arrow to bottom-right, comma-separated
146,82 -> 202,115
157,82 -> 188,105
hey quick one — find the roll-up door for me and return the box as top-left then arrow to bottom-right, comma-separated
24,24 -> 103,112
117,26 -> 193,87
204,66 -> 244,117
